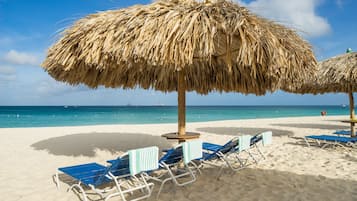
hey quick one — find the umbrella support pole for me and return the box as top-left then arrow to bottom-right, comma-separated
349,91 -> 356,137
161,70 -> 200,142
178,70 -> 186,142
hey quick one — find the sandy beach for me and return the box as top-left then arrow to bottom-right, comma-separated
1,115 -> 357,201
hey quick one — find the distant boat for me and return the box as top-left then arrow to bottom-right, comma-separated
341,104 -> 347,108
64,105 -> 69,108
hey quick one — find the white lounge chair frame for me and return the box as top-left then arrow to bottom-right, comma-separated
304,137 -> 355,149
145,143 -> 200,199
55,152 -> 155,201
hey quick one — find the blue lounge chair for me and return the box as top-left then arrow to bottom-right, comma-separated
200,131 -> 273,174
154,140 -> 202,198
201,135 -> 253,172
333,130 -> 357,136
108,145 -> 189,194
108,140 -> 202,199
305,135 -> 357,148
248,131 -> 272,161
56,146 -> 158,201
200,137 -> 240,170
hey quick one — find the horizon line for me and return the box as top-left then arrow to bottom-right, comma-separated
0,104 -> 348,107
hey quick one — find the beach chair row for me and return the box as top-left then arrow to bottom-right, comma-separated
304,130 -> 357,149
305,135 -> 357,148
55,131 -> 272,201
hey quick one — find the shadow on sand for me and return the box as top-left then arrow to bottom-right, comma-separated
196,127 -> 293,137
271,123 -> 349,130
31,132 -> 172,157
151,168 -> 357,201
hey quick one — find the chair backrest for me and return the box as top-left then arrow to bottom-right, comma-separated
262,131 -> 272,146
94,154 -> 130,186
202,138 -> 238,161
109,155 -> 130,177
128,146 -> 159,176
250,133 -> 263,145
159,146 -> 183,166
220,138 -> 239,154
182,140 -> 202,164
238,135 -> 252,151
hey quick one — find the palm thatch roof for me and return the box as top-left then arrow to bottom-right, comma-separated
284,52 -> 357,94
42,0 -> 317,95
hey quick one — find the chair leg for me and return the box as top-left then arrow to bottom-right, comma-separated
304,138 -> 311,147
156,163 -> 198,199
216,165 -> 225,180
164,163 -> 197,187
156,177 -> 171,199
246,150 -> 258,164
132,175 -> 145,194
108,172 -> 127,201
255,145 -> 265,160
316,139 -> 321,147
140,174 -> 154,198
234,154 -> 246,167
69,183 -> 88,201
54,172 -> 60,189
188,161 -> 202,175
321,143 -> 330,149
106,173 -> 155,201
222,154 -> 245,172
90,185 -> 106,200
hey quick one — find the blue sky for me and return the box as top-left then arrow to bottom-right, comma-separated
0,0 -> 356,106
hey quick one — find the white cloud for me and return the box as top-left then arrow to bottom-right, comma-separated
2,50 -> 39,66
237,0 -> 331,37
36,79 -> 90,96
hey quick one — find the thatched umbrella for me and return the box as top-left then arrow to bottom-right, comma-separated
284,50 -> 357,137
42,0 -> 317,141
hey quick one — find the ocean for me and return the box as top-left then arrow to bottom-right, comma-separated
0,105 -> 350,128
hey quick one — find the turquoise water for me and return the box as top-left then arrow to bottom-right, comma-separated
0,106 -> 350,128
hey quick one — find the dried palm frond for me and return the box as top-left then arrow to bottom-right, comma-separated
284,52 -> 357,94
42,0 -> 317,95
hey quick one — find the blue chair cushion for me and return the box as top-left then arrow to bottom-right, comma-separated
106,157 -> 130,178
201,140 -> 237,160
201,151 -> 219,160
202,142 -> 223,152
159,147 -> 183,165
333,130 -> 356,135
306,135 -> 357,143
250,135 -> 263,145
59,163 -> 110,187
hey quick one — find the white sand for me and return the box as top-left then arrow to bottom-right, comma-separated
0,115 -> 357,201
